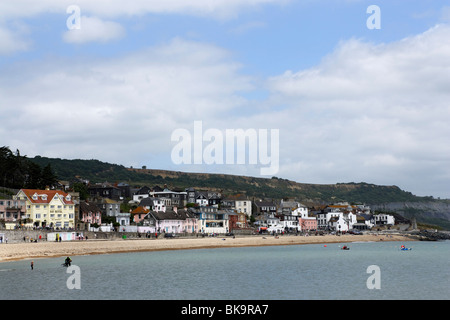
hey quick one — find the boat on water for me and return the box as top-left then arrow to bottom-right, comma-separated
341,245 -> 350,250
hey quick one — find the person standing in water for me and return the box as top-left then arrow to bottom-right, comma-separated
31,261 -> 34,270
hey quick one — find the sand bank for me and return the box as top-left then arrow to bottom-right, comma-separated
0,233 -> 415,262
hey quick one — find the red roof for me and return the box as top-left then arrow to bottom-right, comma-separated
20,189 -> 74,205
131,206 -> 150,215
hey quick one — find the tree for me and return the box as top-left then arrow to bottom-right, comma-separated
25,162 -> 42,189
40,164 -> 58,189
73,182 -> 89,200
0,147 -> 28,188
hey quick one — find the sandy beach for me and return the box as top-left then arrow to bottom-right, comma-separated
0,233 -> 416,263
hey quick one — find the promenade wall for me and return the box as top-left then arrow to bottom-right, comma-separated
0,228 -> 255,244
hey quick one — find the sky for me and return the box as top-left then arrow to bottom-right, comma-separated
1,0 -> 449,199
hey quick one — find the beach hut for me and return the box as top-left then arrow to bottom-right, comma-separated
47,232 -> 84,242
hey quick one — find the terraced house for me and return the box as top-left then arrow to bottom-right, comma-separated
14,189 -> 75,229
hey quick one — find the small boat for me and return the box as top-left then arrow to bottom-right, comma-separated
400,245 -> 411,251
341,245 -> 350,250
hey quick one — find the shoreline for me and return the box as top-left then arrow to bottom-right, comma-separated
0,233 -> 418,263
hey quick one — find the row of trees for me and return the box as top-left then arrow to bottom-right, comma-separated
0,146 -> 58,190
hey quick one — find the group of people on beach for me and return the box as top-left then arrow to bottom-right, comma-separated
30,256 -> 72,270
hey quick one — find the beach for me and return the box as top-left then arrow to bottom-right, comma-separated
0,233 -> 415,262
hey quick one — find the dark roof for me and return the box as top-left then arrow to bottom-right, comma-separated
254,201 -> 276,207
80,201 -> 102,213
148,209 -> 195,221
135,186 -> 151,195
139,197 -> 159,207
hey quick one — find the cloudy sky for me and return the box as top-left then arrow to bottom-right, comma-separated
1,0 -> 449,199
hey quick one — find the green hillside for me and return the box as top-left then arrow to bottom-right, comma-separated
30,155 -> 431,204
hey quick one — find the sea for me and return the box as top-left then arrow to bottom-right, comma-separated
0,240 -> 448,303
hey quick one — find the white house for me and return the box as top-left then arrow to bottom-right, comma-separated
280,214 -> 299,232
133,192 -> 149,202
316,207 -> 357,231
267,216 -> 284,233
116,212 -> 130,226
374,213 -> 395,226
235,199 -> 252,217
150,188 -> 187,207
139,197 -> 166,212
255,213 -> 284,233
221,196 -> 252,217
196,193 -> 209,207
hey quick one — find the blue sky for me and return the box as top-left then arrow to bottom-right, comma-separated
4,1 -> 446,71
1,0 -> 450,199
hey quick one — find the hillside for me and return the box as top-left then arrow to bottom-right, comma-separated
29,155 -> 450,230
30,155 -> 422,202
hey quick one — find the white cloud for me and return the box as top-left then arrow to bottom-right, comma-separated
62,16 -> 125,44
0,1 -> 288,48
0,23 -> 30,55
264,24 -> 450,197
0,0 -> 287,20
0,38 -> 254,166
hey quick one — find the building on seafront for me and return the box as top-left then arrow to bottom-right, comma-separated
13,189 -> 75,229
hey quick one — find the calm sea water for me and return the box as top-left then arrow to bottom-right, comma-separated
0,240 -> 448,300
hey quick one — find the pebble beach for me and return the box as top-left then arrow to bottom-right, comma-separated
0,233 -> 415,262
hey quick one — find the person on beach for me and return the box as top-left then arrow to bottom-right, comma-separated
64,257 -> 72,267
